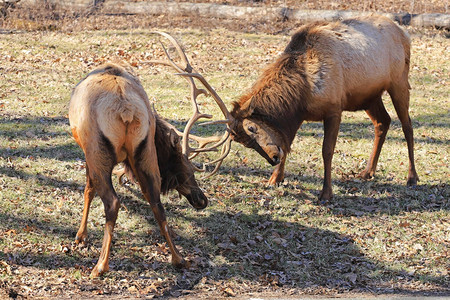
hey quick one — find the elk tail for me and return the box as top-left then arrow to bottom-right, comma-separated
119,107 -> 135,124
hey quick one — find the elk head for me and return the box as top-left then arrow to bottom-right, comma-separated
228,53 -> 307,167
229,115 -> 285,166
155,119 -> 208,209
229,94 -> 288,166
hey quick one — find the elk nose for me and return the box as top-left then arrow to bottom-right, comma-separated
272,155 -> 280,165
186,189 -> 208,210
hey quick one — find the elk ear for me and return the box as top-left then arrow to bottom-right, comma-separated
233,97 -> 255,118
169,128 -> 180,147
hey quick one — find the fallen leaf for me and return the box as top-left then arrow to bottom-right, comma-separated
399,221 -> 411,228
5,229 -> 16,236
223,287 -> 236,297
0,261 -> 12,275
413,243 -> 424,251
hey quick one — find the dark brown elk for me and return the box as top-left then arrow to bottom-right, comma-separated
69,62 -> 209,277
229,15 -> 419,200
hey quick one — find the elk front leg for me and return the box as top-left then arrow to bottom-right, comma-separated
152,202 -> 189,268
75,167 -> 96,245
268,155 -> 286,185
319,115 -> 341,201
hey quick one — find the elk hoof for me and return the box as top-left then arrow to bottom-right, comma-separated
318,189 -> 333,202
407,177 -> 418,186
75,234 -> 87,246
172,257 -> 190,269
268,174 -> 284,185
90,263 -> 108,278
358,170 -> 373,180
267,179 -> 277,186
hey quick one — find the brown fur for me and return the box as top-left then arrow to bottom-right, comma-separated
230,15 -> 419,200
121,116 -> 199,195
69,63 -> 207,277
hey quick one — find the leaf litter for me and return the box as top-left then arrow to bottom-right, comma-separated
0,3 -> 449,299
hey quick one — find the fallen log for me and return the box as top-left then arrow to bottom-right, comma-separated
100,1 -> 450,29
18,0 -> 450,29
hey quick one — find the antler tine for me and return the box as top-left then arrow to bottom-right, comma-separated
199,138 -> 232,179
163,114 -> 224,158
150,32 -> 211,156
177,72 -> 232,121
151,31 -> 192,73
150,32 -> 234,178
204,136 -> 232,166
190,131 -> 230,154
176,71 -> 234,159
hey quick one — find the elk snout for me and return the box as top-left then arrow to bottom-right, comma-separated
266,145 -> 284,166
184,187 -> 208,210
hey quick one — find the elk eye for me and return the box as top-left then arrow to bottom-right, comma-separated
248,125 -> 256,134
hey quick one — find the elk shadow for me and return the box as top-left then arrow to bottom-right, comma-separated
114,196 -> 449,296
0,115 -> 83,163
1,184 -> 448,297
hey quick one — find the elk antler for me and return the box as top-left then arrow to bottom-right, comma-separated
149,31 -> 234,178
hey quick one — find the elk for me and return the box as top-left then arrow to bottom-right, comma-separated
229,15 -> 419,200
69,59 -> 224,277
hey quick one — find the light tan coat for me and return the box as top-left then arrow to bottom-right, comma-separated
231,15 -> 418,200
69,63 -> 207,277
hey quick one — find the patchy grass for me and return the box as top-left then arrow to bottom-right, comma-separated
0,20 -> 449,299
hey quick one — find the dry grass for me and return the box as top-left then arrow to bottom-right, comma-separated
0,5 -> 449,299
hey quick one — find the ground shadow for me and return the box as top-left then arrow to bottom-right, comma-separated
100,183 -> 449,295
1,171 -> 448,298
1,113 -> 448,297
0,115 -> 83,162
0,164 -> 83,191
213,163 -> 449,216
166,209 -> 449,296
2,199 -> 449,297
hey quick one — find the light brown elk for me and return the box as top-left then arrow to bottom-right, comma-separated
228,15 -> 419,200
69,61 -> 216,277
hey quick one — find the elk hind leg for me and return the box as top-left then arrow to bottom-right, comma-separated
84,137 -> 120,277
90,173 -> 121,277
388,84 -> 419,185
75,166 -> 96,245
359,95 -> 391,180
131,138 -> 188,268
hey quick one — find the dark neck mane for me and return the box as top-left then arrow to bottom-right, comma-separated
154,116 -> 185,194
237,53 -> 311,145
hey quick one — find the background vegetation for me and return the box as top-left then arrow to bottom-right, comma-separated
0,1 -> 448,298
